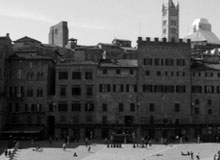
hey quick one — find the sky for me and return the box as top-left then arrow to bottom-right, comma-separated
0,0 -> 220,46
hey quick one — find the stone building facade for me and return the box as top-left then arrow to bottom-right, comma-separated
0,34 -> 13,131
191,53 -> 220,138
137,37 -> 191,138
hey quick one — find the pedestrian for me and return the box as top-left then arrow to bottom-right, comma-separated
4,149 -> 8,157
31,138 -> 34,146
88,145 -> 91,152
62,143 -> 66,151
73,152 -> 78,157
85,137 -> 88,147
148,139 -> 152,147
104,137 -> 108,144
55,135 -> 58,141
214,154 -> 218,160
190,151 -> 194,160
196,153 -> 200,160
49,136 -> 52,144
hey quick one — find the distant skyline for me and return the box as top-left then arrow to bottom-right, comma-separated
0,0 -> 220,46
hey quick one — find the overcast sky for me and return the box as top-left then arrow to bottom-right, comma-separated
0,0 -> 220,46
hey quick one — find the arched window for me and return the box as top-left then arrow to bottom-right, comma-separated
30,72 -> 34,81
37,72 -> 41,81
40,72 -> 44,80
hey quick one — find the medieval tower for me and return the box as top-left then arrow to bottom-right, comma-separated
49,21 -> 69,48
162,0 -> 179,41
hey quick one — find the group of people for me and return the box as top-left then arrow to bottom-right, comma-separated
181,151 -> 200,160
213,151 -> 220,160
4,140 -> 19,159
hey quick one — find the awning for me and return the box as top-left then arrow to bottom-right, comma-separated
0,126 -> 45,134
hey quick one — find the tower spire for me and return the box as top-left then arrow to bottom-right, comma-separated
161,0 -> 179,42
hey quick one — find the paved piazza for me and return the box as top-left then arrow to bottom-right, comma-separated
0,142 -> 220,160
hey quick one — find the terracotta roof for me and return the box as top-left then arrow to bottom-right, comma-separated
14,36 -> 41,44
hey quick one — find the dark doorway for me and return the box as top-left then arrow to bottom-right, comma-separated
85,128 -> 94,139
47,116 -> 55,136
102,128 -> 109,139
124,116 -> 133,125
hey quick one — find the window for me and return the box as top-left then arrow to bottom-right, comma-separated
116,69 -> 121,75
60,86 -> 67,97
85,72 -> 93,80
195,99 -> 200,105
102,103 -> 107,112
86,85 -> 93,96
176,59 -> 185,66
207,99 -> 212,105
194,107 -> 199,114
113,84 -> 124,92
192,86 -> 202,93
163,20 -> 167,26
143,58 -> 152,65
205,86 -> 214,93
72,72 -> 81,80
72,102 -> 81,111
48,103 -> 55,112
37,88 -> 43,97
17,69 -> 22,79
72,86 -> 81,96
174,103 -> 180,112
164,85 -> 174,93
119,103 -> 124,112
129,69 -> 134,75
102,116 -> 107,124
145,70 -> 150,76
149,103 -> 154,112
171,28 -> 176,34
163,29 -> 166,34
58,102 -> 68,112
217,86 -> 220,93
99,84 -> 111,92
36,104 -> 42,112
143,85 -> 153,92
176,85 -> 185,93
59,72 -> 68,80
171,20 -> 176,26
27,88 -> 33,97
156,71 -> 161,76
130,103 -> 135,112
165,59 -> 174,66
102,69 -> 107,74
208,109 -> 212,115
155,58 -> 160,66
154,85 -> 164,92
126,84 -> 137,92
205,72 -> 213,77
85,102 -> 94,111
218,73 -> 220,77
15,103 -> 19,112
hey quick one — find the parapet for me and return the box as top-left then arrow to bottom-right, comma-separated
137,37 -> 191,45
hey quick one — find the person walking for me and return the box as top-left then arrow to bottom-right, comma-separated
196,153 -> 200,160
88,145 -> 91,152
85,137 -> 88,147
62,143 -> 66,151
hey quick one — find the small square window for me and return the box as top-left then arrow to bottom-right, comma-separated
116,69 -> 121,75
